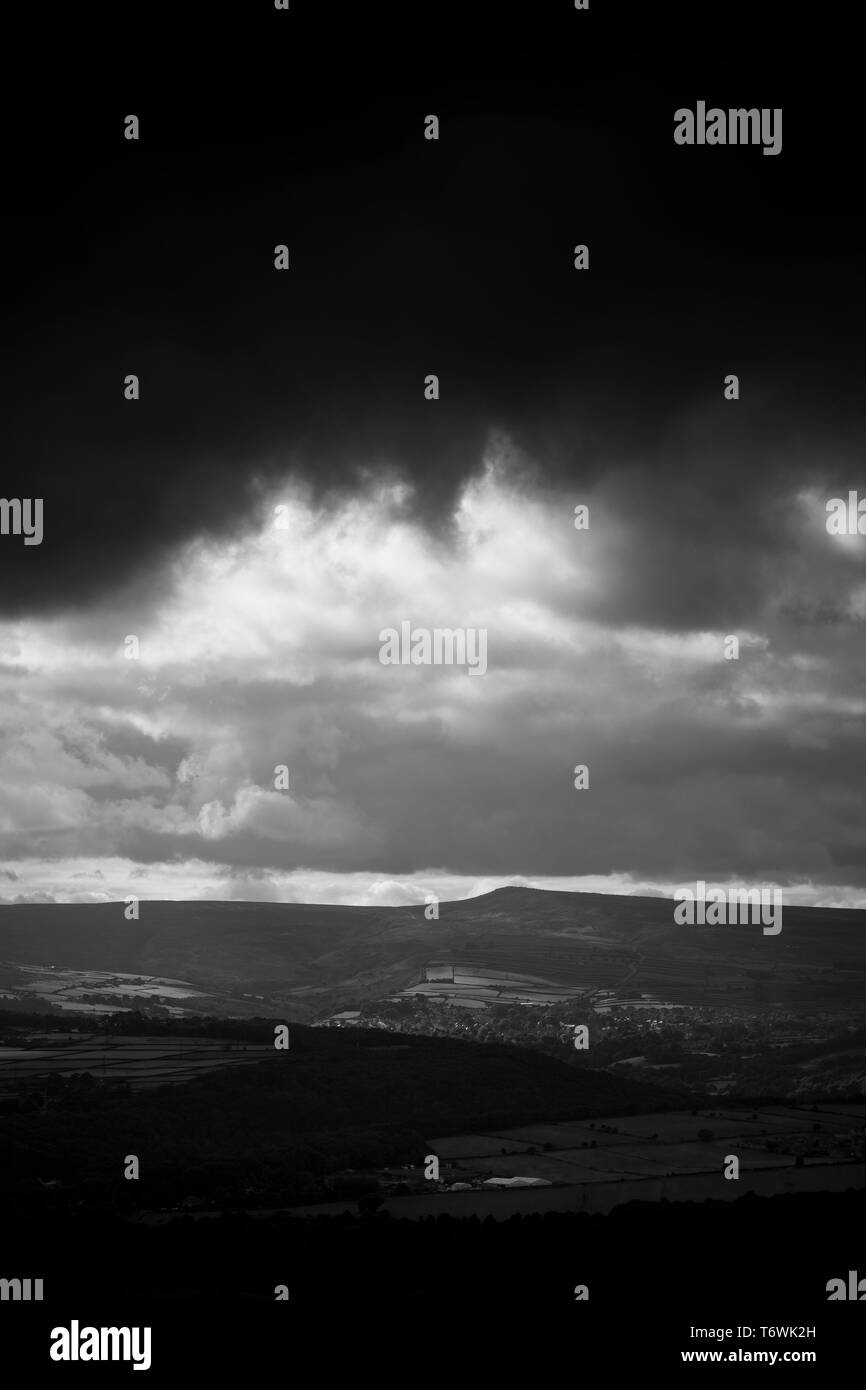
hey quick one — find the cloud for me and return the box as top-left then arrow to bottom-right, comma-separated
0,442 -> 864,899
4,82 -> 865,624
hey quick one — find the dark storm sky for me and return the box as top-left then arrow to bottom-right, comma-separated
1,13 -> 864,903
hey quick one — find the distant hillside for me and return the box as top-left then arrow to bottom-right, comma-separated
1,887 -> 865,1019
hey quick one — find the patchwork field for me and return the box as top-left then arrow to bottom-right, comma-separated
428,1105 -> 866,1186
400,973 -> 593,1007
431,1104 -> 866,1157
0,963 -> 220,1016
278,1101 -> 866,1222
0,1034 -> 276,1087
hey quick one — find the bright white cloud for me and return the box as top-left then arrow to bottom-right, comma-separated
0,443 -> 863,903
